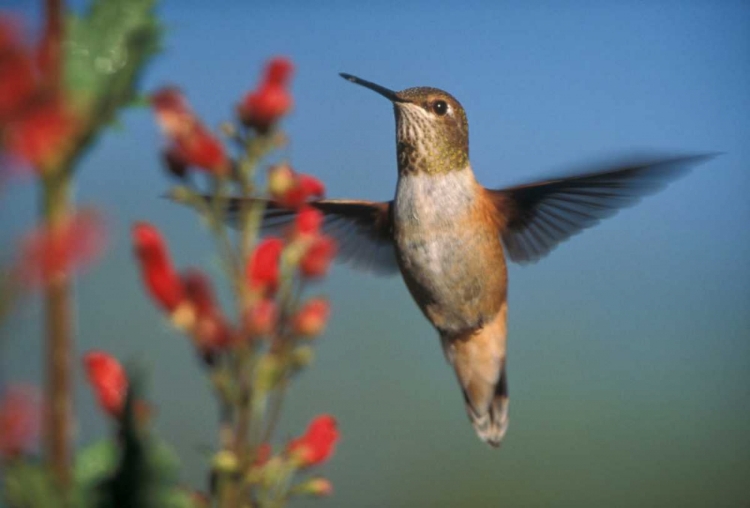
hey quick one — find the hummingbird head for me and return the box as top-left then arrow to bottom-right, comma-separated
340,73 -> 469,175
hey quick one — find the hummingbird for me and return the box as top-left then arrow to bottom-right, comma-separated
229,74 -> 712,447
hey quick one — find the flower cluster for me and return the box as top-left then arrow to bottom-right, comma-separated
137,56 -> 343,503
247,415 -> 339,499
151,88 -> 229,177
131,210 -> 336,362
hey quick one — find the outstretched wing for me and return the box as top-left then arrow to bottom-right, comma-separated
227,198 -> 399,275
486,154 -> 715,264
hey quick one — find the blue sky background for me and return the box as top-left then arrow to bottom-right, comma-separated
2,1 -> 749,506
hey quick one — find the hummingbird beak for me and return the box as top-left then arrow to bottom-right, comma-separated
339,73 -> 406,103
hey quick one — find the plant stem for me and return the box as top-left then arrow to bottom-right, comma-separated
42,174 -> 72,491
41,0 -> 64,91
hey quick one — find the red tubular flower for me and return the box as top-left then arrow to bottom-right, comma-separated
132,222 -> 186,314
0,18 -> 38,123
292,298 -> 331,337
294,206 -> 323,237
246,238 -> 284,295
182,269 -> 232,350
244,298 -> 278,337
0,18 -> 78,173
3,97 -> 78,170
268,164 -> 325,209
288,414 -> 339,467
237,57 -> 294,132
150,87 -> 229,175
299,236 -> 337,278
83,351 -> 127,417
0,385 -> 39,458
15,209 -> 106,288
150,87 -> 192,136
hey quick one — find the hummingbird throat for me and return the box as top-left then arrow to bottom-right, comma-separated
395,103 -> 469,175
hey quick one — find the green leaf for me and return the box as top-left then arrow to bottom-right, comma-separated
91,370 -> 191,508
64,0 -> 162,167
75,440 -> 119,485
2,460 -> 62,508
73,439 -> 119,506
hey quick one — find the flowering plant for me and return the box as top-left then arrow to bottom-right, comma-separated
0,1 -> 340,507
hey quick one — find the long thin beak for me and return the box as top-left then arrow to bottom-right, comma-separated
339,73 -> 405,102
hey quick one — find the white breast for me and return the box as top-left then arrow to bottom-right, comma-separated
394,168 -> 476,230
394,169 -> 476,285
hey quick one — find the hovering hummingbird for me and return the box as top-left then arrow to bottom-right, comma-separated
232,74 -> 712,447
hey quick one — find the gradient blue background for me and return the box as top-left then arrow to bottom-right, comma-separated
2,1 -> 749,506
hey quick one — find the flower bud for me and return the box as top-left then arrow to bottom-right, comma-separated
268,164 -> 295,197
255,354 -> 282,392
293,477 -> 333,497
244,298 -> 277,337
237,57 -> 294,133
299,236 -> 337,279
292,298 -> 330,338
132,222 -> 186,315
246,238 -> 284,296
151,87 -> 229,175
212,450 -> 238,473
294,206 -> 323,237
268,165 -> 325,209
287,415 -> 339,467
290,345 -> 315,369
83,351 -> 127,417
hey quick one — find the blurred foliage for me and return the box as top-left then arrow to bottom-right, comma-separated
64,0 -> 162,169
3,376 -> 194,508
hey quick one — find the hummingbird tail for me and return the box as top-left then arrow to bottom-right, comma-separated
467,368 -> 509,448
441,304 -> 509,448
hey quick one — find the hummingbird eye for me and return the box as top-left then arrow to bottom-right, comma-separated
432,100 -> 448,116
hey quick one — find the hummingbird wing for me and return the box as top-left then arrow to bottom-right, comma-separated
486,154 -> 714,264
226,198 -> 399,275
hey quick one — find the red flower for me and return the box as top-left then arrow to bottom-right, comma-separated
0,18 -> 38,123
244,298 -> 277,337
2,97 -> 78,170
132,222 -> 185,314
237,57 -> 294,132
268,164 -> 325,209
0,18 -> 78,173
0,385 -> 39,458
151,87 -> 229,175
294,206 -> 323,237
288,414 -> 339,467
15,209 -> 106,288
182,269 -> 232,350
246,238 -> 284,295
83,351 -> 127,417
299,236 -> 337,278
292,298 -> 330,337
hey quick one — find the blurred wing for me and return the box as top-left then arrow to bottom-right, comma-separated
487,154 -> 715,264
228,198 -> 399,276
